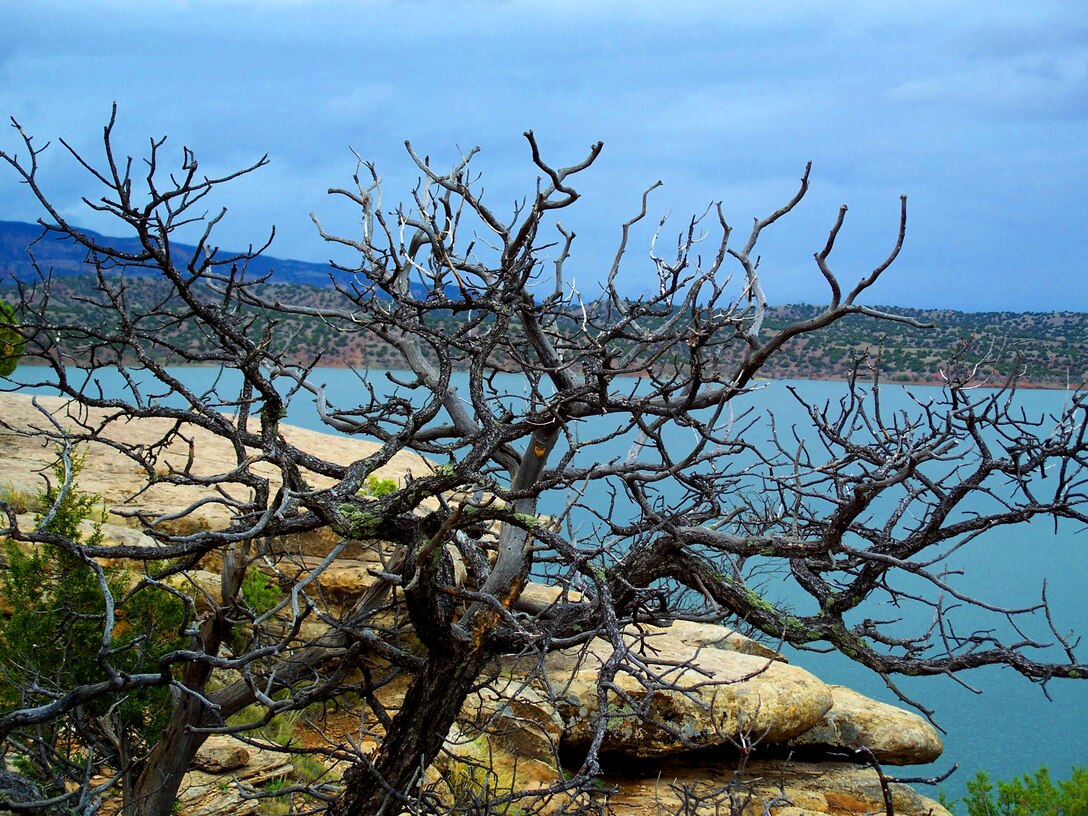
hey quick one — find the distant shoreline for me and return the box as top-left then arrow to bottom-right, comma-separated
10,361 -> 1083,394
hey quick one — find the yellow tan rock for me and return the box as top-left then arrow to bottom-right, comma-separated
545,627 -> 833,758
788,684 -> 943,765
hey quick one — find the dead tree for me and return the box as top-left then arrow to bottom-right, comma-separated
0,108 -> 1086,816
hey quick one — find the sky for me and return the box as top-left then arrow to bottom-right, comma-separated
1,0 -> 1086,312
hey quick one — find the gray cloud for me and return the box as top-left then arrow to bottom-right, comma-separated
0,1 -> 1085,310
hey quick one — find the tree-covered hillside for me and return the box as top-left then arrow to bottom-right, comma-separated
761,305 -> 1087,386
1,220 -> 1084,387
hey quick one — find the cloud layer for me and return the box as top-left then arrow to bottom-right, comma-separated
2,1 -> 1085,310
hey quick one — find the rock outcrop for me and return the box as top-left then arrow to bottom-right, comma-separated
606,757 -> 951,816
787,684 -> 944,766
543,628 -> 834,757
0,392 -> 432,536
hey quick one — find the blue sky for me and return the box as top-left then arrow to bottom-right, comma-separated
1,1 -> 1086,311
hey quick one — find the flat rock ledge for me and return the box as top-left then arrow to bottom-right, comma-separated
444,620 -> 947,815
176,736 -> 295,816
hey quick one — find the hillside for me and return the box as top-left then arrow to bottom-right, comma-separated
1,220 -> 1084,387
0,220 -> 337,288
760,305 -> 1087,386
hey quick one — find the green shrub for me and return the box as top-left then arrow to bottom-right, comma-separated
956,766 -> 1088,816
362,475 -> 397,497
0,301 -> 22,377
241,568 -> 282,616
226,702 -> 301,747
0,452 -> 188,776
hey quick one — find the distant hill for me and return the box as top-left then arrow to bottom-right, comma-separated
1,220 -> 1085,387
758,304 -> 1087,387
0,219 -> 337,288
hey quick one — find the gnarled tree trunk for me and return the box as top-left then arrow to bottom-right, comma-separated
330,648 -> 489,816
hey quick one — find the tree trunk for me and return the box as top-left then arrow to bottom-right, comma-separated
125,691 -> 213,816
329,647 -> 488,816
124,618 -> 224,816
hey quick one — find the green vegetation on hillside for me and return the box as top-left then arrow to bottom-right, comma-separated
12,276 -> 1087,387
761,305 -> 1087,387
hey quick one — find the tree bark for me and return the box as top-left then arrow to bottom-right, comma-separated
124,618 -> 224,816
329,647 -> 488,816
125,690 -> 213,816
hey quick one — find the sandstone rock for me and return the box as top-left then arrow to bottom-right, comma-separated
168,569 -> 225,609
513,588 -> 783,664
0,392 -> 955,815
461,680 -> 565,769
801,762 -> 951,816
604,758 -> 951,816
379,673 -> 571,808
787,684 -> 944,765
265,524 -> 346,558
274,544 -> 464,607
544,627 -> 833,758
441,721 -> 563,799
94,521 -> 160,551
0,392 -> 431,539
177,744 -> 293,816
285,555 -> 384,600
514,581 -> 585,613
661,619 -> 787,663
191,735 -> 251,773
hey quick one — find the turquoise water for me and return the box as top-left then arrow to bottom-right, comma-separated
11,366 -> 1088,798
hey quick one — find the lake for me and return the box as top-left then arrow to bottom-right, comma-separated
11,365 -> 1088,800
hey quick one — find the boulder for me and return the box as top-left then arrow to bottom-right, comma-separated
191,735 -> 251,773
284,555 -> 384,600
788,684 -> 944,765
460,679 -> 565,772
791,761 -> 951,816
95,521 -> 160,551
512,591 -> 784,663
275,546 -> 465,608
544,626 -> 833,758
440,722 -> 563,800
514,581 -> 585,613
